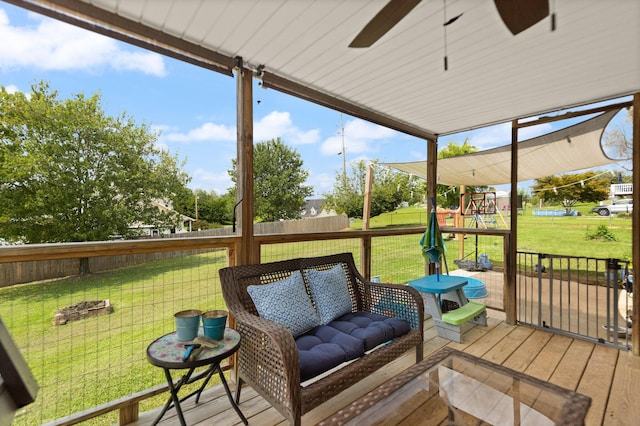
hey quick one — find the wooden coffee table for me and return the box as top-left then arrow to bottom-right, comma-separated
321,347 -> 590,426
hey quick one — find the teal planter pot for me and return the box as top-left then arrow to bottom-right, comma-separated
202,310 -> 228,340
174,309 -> 202,341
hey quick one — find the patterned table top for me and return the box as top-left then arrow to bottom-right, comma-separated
146,327 -> 241,369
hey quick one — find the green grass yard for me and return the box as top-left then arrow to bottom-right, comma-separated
354,204 -> 633,261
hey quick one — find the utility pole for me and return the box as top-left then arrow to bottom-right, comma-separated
338,113 -> 347,187
194,192 -> 198,221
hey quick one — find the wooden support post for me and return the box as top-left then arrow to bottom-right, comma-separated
632,93 -> 639,355
235,59 -> 258,266
119,403 -> 138,425
233,60 -> 256,384
426,138 -> 438,275
361,235 -> 372,280
458,185 -> 465,261
362,163 -> 374,230
505,120 -> 518,325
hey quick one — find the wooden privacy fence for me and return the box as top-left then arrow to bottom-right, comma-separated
0,250 -> 209,288
0,215 -> 349,287
187,214 -> 349,236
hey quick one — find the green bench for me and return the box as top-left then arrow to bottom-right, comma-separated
435,301 -> 487,343
442,301 -> 487,326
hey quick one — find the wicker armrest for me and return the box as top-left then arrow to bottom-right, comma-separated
233,310 -> 300,376
232,310 -> 302,417
353,274 -> 424,331
371,282 -> 423,329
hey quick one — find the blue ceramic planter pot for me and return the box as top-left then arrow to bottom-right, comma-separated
202,310 -> 227,340
174,309 -> 202,341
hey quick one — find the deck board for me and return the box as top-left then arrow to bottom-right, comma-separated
550,339 -> 594,391
126,310 -> 639,426
603,351 -> 640,426
502,329 -> 553,373
483,325 -> 536,364
524,333 -> 573,381
580,345 -> 618,426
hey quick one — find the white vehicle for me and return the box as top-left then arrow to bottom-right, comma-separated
591,199 -> 633,216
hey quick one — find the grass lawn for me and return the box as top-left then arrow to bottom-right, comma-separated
0,203 -> 632,425
353,204 -> 633,261
2,250 -> 230,425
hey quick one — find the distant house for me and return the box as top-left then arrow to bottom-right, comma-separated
610,183 -> 633,198
301,199 -> 335,219
130,200 -> 196,237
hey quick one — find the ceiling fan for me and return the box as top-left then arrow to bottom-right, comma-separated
349,0 -> 550,48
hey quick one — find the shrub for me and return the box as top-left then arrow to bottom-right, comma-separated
586,224 -> 617,242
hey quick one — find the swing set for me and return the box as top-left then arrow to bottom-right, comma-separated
455,192 -> 507,271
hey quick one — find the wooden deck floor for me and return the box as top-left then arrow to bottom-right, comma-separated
128,310 -> 640,426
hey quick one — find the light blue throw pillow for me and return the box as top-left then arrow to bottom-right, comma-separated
247,270 -> 320,337
305,264 -> 353,325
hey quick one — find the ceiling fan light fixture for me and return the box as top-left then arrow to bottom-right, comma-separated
494,0 -> 550,35
442,1 -> 462,71
348,0 -> 422,48
443,13 -> 463,26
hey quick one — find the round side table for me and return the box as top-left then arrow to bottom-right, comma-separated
146,327 -> 247,425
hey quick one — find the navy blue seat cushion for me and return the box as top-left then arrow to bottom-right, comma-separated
328,311 -> 411,351
296,325 -> 365,382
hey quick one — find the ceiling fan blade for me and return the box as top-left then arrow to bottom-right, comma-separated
349,0 -> 422,48
494,0 -> 549,35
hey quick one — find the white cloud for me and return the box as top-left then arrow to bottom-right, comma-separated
255,111 -> 320,144
463,121 -> 554,150
190,168 -> 233,194
465,123 -> 511,149
408,150 -> 425,161
320,118 -> 397,156
519,122 -> 554,140
308,172 -> 335,196
161,110 -> 320,145
0,9 -> 166,76
163,122 -> 236,143
4,84 -> 20,93
151,124 -> 177,134
2,83 -> 31,99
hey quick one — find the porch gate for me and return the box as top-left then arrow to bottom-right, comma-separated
517,252 -> 632,351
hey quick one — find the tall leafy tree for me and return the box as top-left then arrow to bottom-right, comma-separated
229,138 -> 313,222
186,189 -> 233,227
325,160 -> 368,218
0,82 -> 190,243
437,140 -> 488,209
532,171 -> 610,214
325,159 -> 425,218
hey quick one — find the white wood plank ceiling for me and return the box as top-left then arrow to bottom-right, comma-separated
8,0 -> 640,138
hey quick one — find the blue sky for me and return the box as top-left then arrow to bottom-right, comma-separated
0,4 -> 630,197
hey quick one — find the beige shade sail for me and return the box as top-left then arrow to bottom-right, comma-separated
383,109 -> 621,186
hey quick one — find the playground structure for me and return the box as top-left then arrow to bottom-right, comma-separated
427,191 -> 508,272
436,192 -> 509,229
455,192 -> 508,271
463,192 -> 508,229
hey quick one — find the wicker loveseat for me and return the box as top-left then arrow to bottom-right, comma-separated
219,252 -> 424,425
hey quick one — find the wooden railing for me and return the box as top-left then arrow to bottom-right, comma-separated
0,227 -> 511,425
